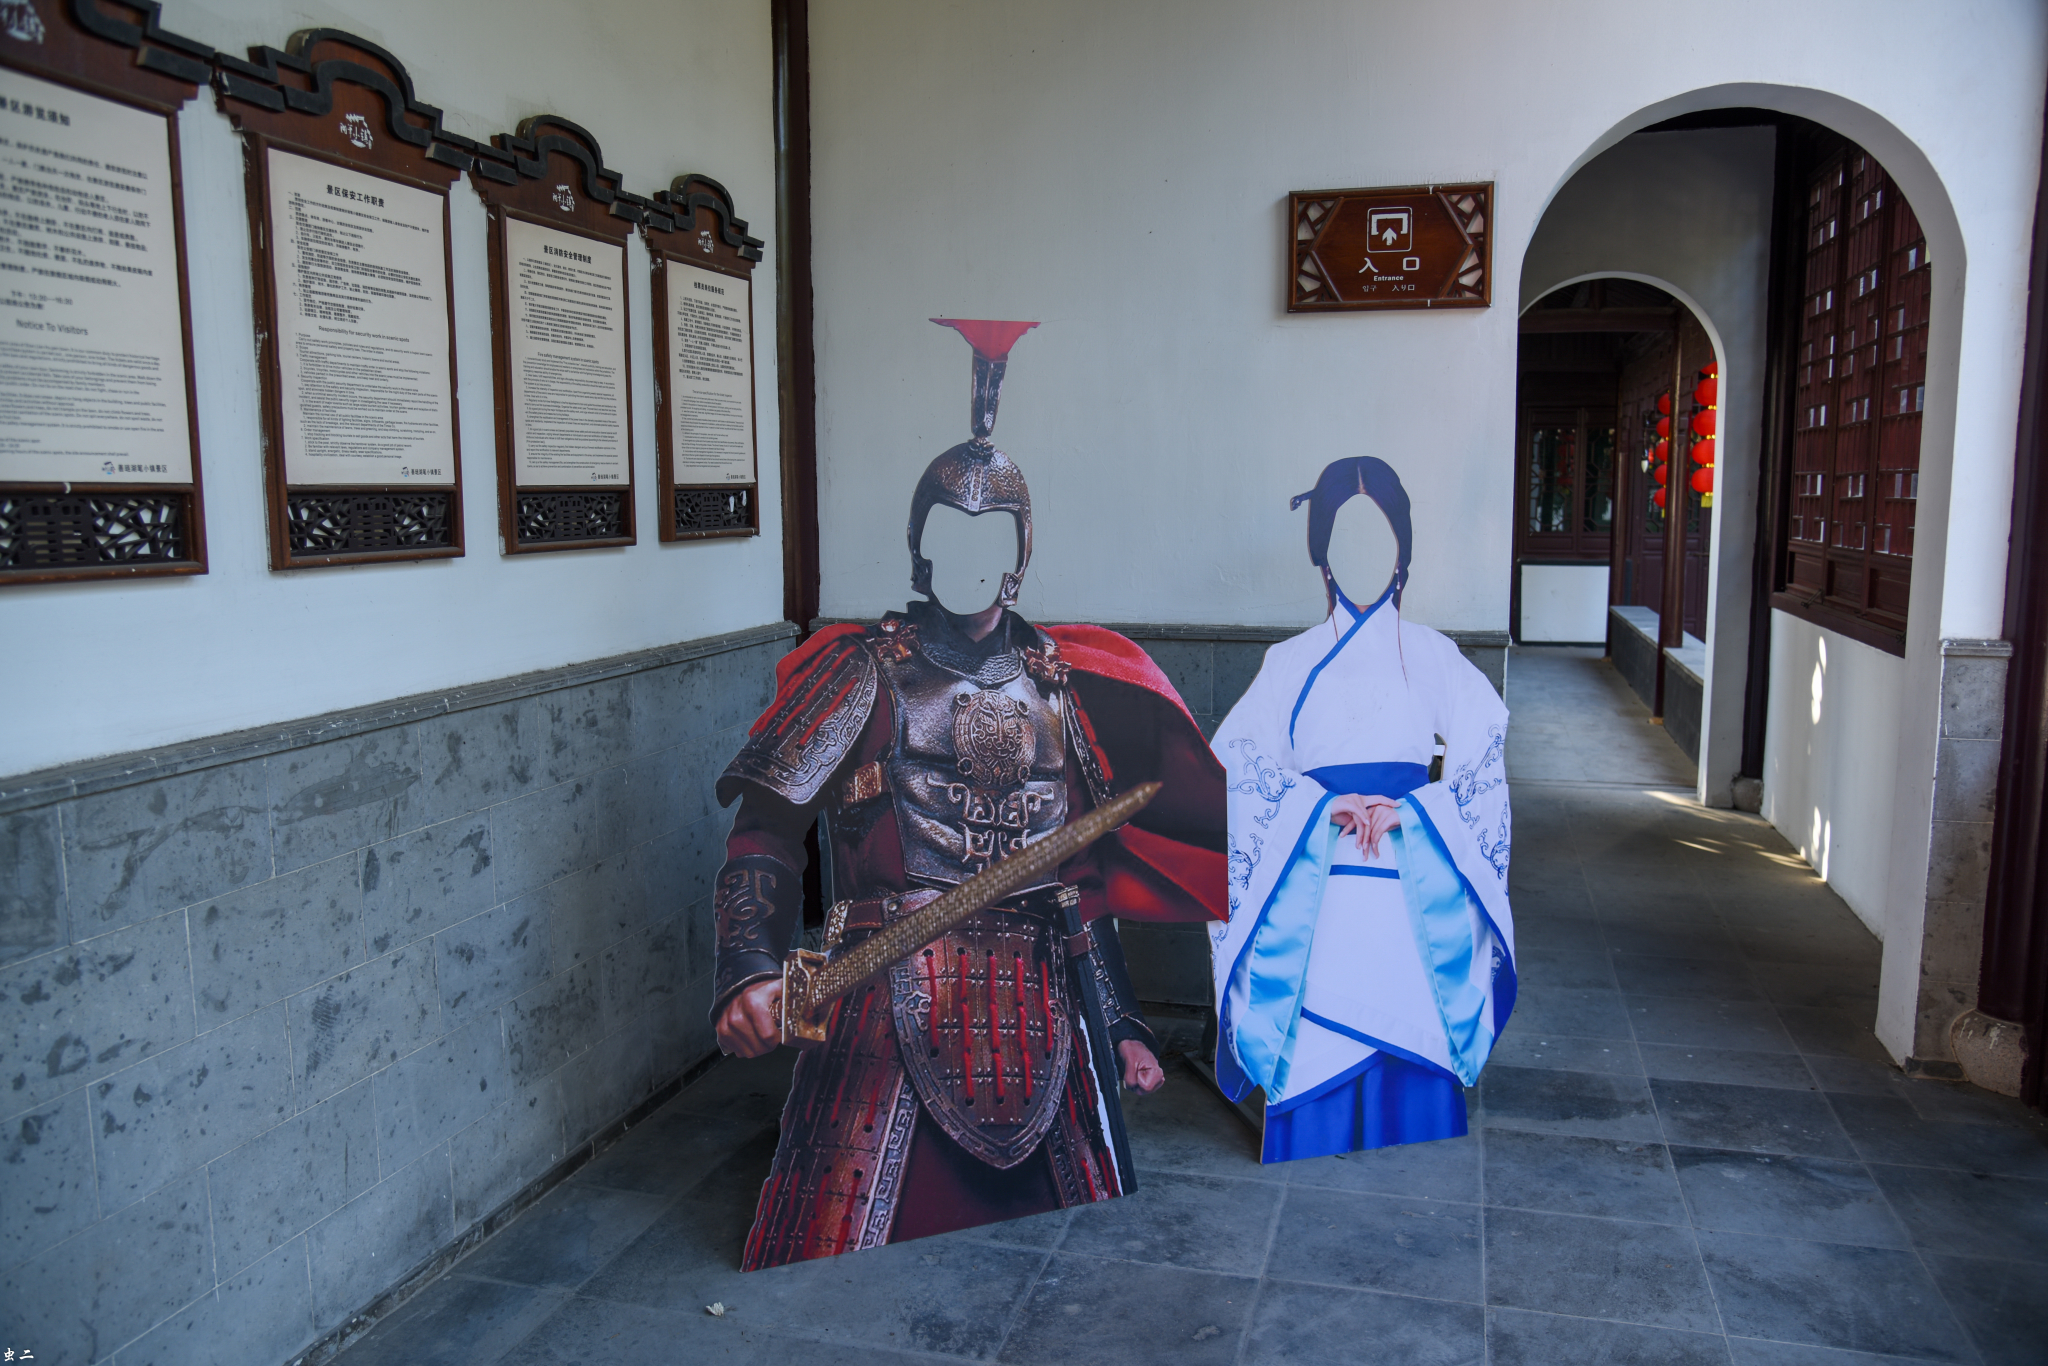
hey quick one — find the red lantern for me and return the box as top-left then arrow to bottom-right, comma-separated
1691,436 -> 1716,465
1655,439 -> 1670,462
1653,462 -> 1669,485
1701,360 -> 1718,377
1653,487 -> 1667,508
1694,376 -> 1718,406
1656,393 -> 1673,415
1690,466 -> 1714,494
1690,409 -> 1716,437
1656,416 -> 1671,439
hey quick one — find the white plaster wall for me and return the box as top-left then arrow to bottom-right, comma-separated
1518,565 -> 1609,644
1517,128 -> 1774,808
1761,611 -> 1906,937
0,0 -> 781,777
805,0 -> 2044,654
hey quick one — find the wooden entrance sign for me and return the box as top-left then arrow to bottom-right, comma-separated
1288,182 -> 1493,312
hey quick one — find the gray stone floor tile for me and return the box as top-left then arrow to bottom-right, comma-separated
496,1294 -> 785,1366
1285,1132 -> 1482,1203
1484,1207 -> 1720,1331
1514,947 -> 1619,991
1697,1231 -> 1974,1361
1897,1081 -> 2048,1130
1264,1186 -> 1482,1302
1480,1065 -> 1663,1141
1614,954 -> 1764,1002
1509,986 -> 1636,1038
1489,1031 -> 1644,1076
457,1182 -> 672,1289
1867,1164 -> 2048,1262
1925,1252 -> 2048,1366
1802,1056 -> 1917,1098
331,1274 -> 571,1366
1600,923 -> 1744,962
1653,1079 -> 1857,1159
1487,1307 -> 1733,1365
998,1253 -> 1255,1365
668,1052 -> 797,1126
1732,926 -> 1882,970
570,1109 -> 765,1201
1748,963 -> 1881,1013
1829,1093 -> 2048,1177
1060,1169 -> 1280,1275
1244,1281 -> 1485,1365
1776,1007 -> 1892,1063
1121,1058 -> 1266,1178
1509,894 -> 1603,929
1641,1044 -> 1820,1091
1630,996 -> 1799,1053
1484,1129 -> 1688,1223
1670,1148 -> 1908,1248
1725,1338 -> 1945,1364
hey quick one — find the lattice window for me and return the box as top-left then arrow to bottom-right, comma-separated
285,492 -> 454,555
1779,145 -> 1925,645
515,491 -> 626,544
674,486 -> 754,535
0,493 -> 190,569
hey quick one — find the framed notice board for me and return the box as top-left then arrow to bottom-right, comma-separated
217,30 -> 476,568
471,117 -> 637,553
0,0 -> 213,585
1288,182 -> 1493,313
646,174 -> 762,541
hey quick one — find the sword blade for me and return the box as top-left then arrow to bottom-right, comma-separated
795,781 -> 1160,1017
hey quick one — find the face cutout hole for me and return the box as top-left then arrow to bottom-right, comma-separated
921,505 -> 1020,616
1324,494 -> 1400,608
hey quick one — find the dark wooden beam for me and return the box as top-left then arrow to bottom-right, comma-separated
1520,308 -> 1679,334
773,0 -> 819,636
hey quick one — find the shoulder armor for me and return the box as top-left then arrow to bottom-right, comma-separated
719,636 -> 880,808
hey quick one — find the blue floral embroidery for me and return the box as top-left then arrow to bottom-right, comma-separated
1227,832 -> 1263,911
1227,739 -> 1295,830
1450,725 -> 1510,881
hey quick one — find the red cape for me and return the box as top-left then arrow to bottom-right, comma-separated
756,621 -> 1227,923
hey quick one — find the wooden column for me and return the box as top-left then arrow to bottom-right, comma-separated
1655,330 -> 1687,717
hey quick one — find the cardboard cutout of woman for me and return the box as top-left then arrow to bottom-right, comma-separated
1208,457 -> 1516,1162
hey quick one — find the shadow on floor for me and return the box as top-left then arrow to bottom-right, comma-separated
329,651 -> 2047,1366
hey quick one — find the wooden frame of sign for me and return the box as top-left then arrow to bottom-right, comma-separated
0,0 -> 213,585
216,30 -> 478,568
646,174 -> 763,541
471,118 -> 637,553
1287,182 -> 1493,313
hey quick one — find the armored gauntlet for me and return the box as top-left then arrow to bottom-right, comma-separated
711,853 -> 803,1015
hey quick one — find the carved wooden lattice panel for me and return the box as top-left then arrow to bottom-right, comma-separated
515,492 -> 627,544
674,487 -> 754,535
285,493 -> 453,554
0,493 -> 188,567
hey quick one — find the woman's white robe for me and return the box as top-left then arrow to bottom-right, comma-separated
1208,592 -> 1515,1161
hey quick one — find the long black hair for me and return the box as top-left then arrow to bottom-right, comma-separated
1290,456 -> 1414,617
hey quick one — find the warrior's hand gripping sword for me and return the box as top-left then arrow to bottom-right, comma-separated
779,781 -> 1160,1045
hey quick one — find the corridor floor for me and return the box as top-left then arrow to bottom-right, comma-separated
330,648 -> 2048,1366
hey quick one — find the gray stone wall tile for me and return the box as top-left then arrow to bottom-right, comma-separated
1213,640 -> 1271,722
91,1004 -> 294,1214
0,1171 -> 212,1366
449,1077 -> 565,1232
0,1088 -> 95,1271
268,729 -> 425,875
558,1026 -> 653,1148
600,916 -> 682,1035
1,808 -> 65,968
306,1143 -> 453,1334
361,816 -> 493,957
372,1011 -> 512,1174
504,962 -> 602,1084
288,945 -> 441,1107
415,697 -> 543,827
632,642 -> 782,755
1932,738 -> 2001,825
488,769 -> 626,903
612,749 -> 687,852
1939,655 -> 2008,741
1,910 -> 195,1119
436,901 -> 550,1028
1923,820 -> 1994,903
1918,898 -> 1987,984
60,762 -> 269,937
189,855 -> 362,1027
670,813 -> 730,923
207,1079 -> 376,1279
1130,639 -> 1215,718
535,843 -> 655,979
116,1236 -> 315,1366
649,970 -> 716,1085
536,679 -> 634,788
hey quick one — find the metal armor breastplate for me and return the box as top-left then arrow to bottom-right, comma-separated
875,632 -> 1068,888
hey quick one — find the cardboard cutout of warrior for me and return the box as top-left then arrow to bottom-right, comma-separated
711,320 -> 1227,1267
1208,458 -> 1517,1163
